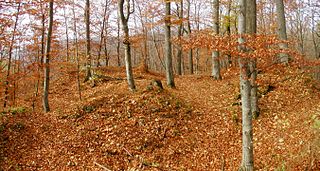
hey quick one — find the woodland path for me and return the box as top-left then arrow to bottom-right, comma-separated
169,75 -> 242,169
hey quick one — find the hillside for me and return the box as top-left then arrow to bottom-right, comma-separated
0,65 -> 320,170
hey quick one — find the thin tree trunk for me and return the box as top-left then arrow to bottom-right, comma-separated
211,0 -> 221,80
97,0 -> 109,67
275,0 -> 289,64
118,0 -> 136,91
84,0 -> 92,82
165,1 -> 175,88
32,40 -> 41,110
73,0 -> 82,100
117,14 -> 121,67
43,0 -> 54,112
186,0 -> 193,74
151,24 -> 165,70
311,13 -> 318,59
103,35 -> 110,66
4,2 -> 21,108
195,2 -> 201,74
63,7 -> 70,62
176,0 -> 183,75
238,0 -> 254,169
226,0 -> 232,66
34,4 -> 46,110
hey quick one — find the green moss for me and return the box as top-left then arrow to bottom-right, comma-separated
9,107 -> 27,115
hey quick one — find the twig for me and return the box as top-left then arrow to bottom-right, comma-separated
123,147 -> 133,157
94,161 -> 112,171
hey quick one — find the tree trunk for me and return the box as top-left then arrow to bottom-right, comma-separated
311,13 -> 318,59
186,0 -> 193,74
97,0 -> 109,67
103,34 -> 110,66
73,0 -> 82,100
275,0 -> 289,64
118,0 -> 136,91
165,1 -> 175,88
84,0 -> 92,82
4,2 -> 21,108
211,0 -> 221,80
151,24 -> 165,71
238,0 -> 254,169
63,7 -> 70,62
136,3 -> 148,72
43,0 -> 54,113
176,0 -> 183,75
226,0 -> 232,66
246,0 -> 259,118
117,14 -> 121,67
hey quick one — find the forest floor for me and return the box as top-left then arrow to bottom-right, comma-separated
0,64 -> 320,170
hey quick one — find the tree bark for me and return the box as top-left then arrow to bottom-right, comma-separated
63,7 -> 70,62
176,1 -> 183,75
226,0 -> 232,66
84,0 -> 92,82
117,14 -> 121,67
238,0 -> 254,169
246,0 -> 259,118
118,0 -> 136,91
275,0 -> 289,64
211,0 -> 221,80
165,1 -> 175,88
73,0 -> 82,100
97,0 -> 109,67
43,0 -> 54,112
186,0 -> 193,74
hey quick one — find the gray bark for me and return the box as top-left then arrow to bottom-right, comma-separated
211,0 -> 221,80
275,0 -> 289,63
72,0 -> 82,100
117,14 -> 121,66
43,0 -> 54,112
118,0 -> 136,91
186,0 -> 193,74
238,0 -> 254,169
176,0 -> 183,75
63,7 -> 70,62
84,0 -> 92,82
246,0 -> 259,118
226,0 -> 232,66
165,1 -> 175,88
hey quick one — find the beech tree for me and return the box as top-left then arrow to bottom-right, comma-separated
246,0 -> 259,118
186,0 -> 193,74
84,0 -> 92,82
118,0 -> 136,91
275,0 -> 289,63
238,0 -> 254,169
211,0 -> 221,80
43,0 -> 54,112
176,0 -> 184,75
165,0 -> 175,88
